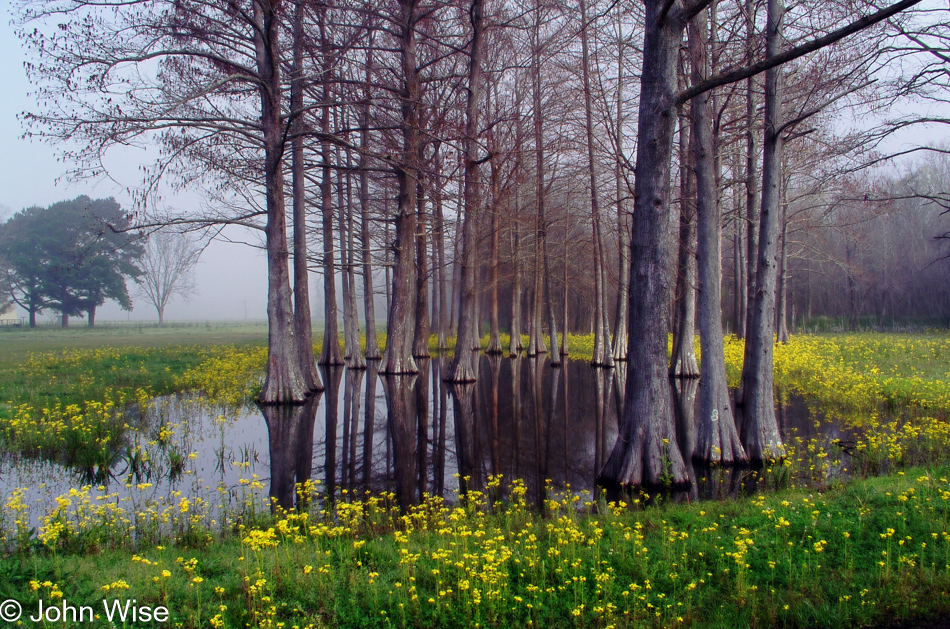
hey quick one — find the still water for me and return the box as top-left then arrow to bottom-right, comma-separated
0,355 -> 847,528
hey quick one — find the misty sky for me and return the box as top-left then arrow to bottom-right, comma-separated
0,8 -> 270,323
1,5 -> 945,325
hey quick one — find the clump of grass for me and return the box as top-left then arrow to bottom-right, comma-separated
0,339 -> 268,470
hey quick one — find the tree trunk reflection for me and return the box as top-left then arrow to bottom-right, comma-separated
260,392 -> 322,512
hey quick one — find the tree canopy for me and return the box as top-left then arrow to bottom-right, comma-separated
0,196 -> 142,327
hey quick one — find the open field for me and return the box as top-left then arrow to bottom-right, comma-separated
0,321 -> 269,363
0,322 -> 269,419
0,329 -> 949,627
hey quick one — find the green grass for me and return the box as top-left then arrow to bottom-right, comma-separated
0,320 -> 268,363
2,467 -> 949,628
0,322 -> 269,415
801,331 -> 950,384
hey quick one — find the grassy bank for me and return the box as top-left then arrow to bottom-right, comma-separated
2,467 -> 949,628
0,320 -> 269,360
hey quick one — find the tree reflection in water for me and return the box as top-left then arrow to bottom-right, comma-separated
319,365 -> 344,505
2,354 -> 849,528
381,372 -> 419,509
259,391 -> 322,512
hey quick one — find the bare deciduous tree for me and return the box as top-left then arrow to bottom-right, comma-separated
135,231 -> 202,326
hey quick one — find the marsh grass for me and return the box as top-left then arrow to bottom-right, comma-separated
717,333 -> 950,422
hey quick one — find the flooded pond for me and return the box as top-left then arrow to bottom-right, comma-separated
0,355 -> 888,532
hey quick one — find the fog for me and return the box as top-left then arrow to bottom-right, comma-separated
0,9 -> 272,323
1,5 -> 942,326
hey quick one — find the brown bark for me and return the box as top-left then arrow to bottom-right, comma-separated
527,221 -> 547,356
472,265 -> 483,350
381,0 -> 422,375
776,193 -> 790,343
510,88 -> 526,358
612,30 -> 630,363
561,224 -> 569,357
599,0 -> 689,488
413,176 -> 431,358
543,220 -> 560,365
527,4 -> 548,358
733,148 -> 747,336
510,219 -> 524,357
384,194 -> 392,316
671,376 -> 699,476
486,128 -> 503,355
689,7 -> 747,465
743,0 -> 759,342
580,0 -> 614,368
318,7 -> 343,367
739,0 -> 786,462
433,145 -> 450,351
256,0 -> 308,404
449,196 -> 462,339
290,1 -> 321,391
342,140 -> 366,369
448,0 -> 486,382
670,108 -> 700,378
360,41 -> 381,361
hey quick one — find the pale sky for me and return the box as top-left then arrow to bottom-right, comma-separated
0,8 -> 270,323
2,5 -> 946,324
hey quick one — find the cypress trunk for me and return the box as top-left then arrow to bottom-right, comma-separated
527,5 -> 547,358
689,7 -> 746,465
413,178 -> 431,359
739,0 -> 786,462
318,19 -> 343,366
291,1 -> 321,391
256,0 -> 308,404
381,0 -> 422,375
360,41 -> 381,360
599,0 -> 689,488
448,0 -> 486,382
580,0 -> 613,368
669,110 -> 699,378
